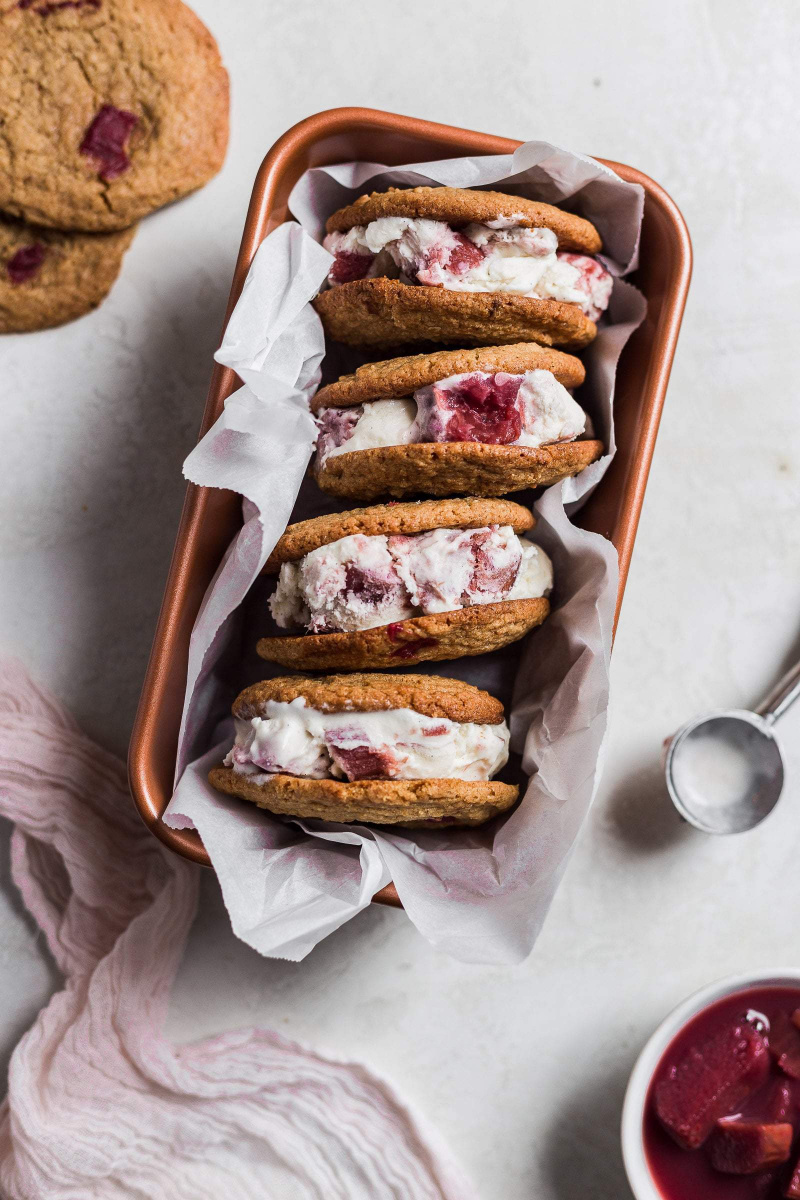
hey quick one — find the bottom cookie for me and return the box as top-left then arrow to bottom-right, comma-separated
209,766 -> 518,827
0,216 -> 136,333
257,597 -> 550,670
315,439 -> 604,501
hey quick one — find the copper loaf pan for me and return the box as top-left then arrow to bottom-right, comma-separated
128,106 -> 692,905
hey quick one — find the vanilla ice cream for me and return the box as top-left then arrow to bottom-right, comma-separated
316,398 -> 418,464
225,696 -> 510,783
269,524 -> 553,635
323,217 -> 612,319
270,533 -> 415,634
316,368 -> 586,465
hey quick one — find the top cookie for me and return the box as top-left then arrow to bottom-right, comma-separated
312,342 -> 586,411
325,186 -> 602,255
232,673 -> 506,726
263,496 -> 535,573
0,0 -> 229,232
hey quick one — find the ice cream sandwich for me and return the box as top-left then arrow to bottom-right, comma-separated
312,342 -> 603,502
258,497 -> 551,670
313,185 -> 612,349
208,673 -> 518,827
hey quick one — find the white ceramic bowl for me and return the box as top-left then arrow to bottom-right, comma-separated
621,969 -> 800,1199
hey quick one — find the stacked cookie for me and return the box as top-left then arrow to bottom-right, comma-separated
211,184 -> 612,830
0,0 -> 228,333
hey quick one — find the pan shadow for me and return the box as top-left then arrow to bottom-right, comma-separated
602,754 -> 694,856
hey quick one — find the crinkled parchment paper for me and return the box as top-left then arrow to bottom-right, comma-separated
164,142 -> 646,964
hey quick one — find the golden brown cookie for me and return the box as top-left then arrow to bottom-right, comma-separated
257,598 -> 550,671
208,767 -> 518,827
233,673 -> 505,725
0,0 -> 229,232
313,278 -> 597,350
325,186 -> 602,255
316,440 -> 604,502
0,215 -> 136,332
312,342 -> 585,411
263,497 -> 535,573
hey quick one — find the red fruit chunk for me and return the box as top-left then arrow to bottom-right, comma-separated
423,373 -> 523,445
707,1119 -> 792,1174
415,231 -> 484,282
325,737 -> 397,781
468,529 -> 520,598
786,1156 -> 800,1197
445,232 -> 485,274
790,1008 -> 800,1032
343,563 -> 401,609
329,249 -> 375,285
767,1081 -> 794,1122
391,638 -> 438,659
316,405 -> 361,460
556,251 -> 613,320
7,242 -> 45,283
79,105 -> 138,180
770,1011 -> 800,1080
654,1017 -> 770,1149
385,623 -> 438,658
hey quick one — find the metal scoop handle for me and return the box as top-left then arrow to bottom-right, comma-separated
756,660 -> 800,725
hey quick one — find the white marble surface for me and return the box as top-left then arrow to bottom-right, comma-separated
2,2 -> 800,1196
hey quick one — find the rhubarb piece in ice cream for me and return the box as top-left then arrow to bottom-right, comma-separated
314,186 -> 610,350
258,498 -> 551,670
311,342 -> 602,502
653,1016 -> 770,1150
315,398 -> 418,465
208,673 -> 519,828
270,532 -> 416,634
706,1119 -> 792,1175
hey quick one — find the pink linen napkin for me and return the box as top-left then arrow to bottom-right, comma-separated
0,659 -> 475,1200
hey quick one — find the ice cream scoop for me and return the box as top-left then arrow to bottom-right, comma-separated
664,658 -> 800,834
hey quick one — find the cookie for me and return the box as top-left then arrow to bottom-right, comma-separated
312,278 -> 597,350
312,342 -> 585,412
233,672 -> 505,725
326,186 -> 602,255
0,214 -> 135,332
257,597 -> 550,671
315,440 -> 604,502
208,768 -> 518,828
263,497 -> 535,573
0,0 -> 229,232
211,671 -> 518,827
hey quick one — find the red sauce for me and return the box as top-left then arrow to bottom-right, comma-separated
644,986 -> 800,1199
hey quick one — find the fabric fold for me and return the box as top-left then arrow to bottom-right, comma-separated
0,659 -> 475,1200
